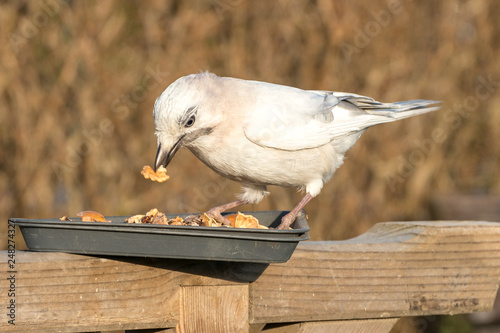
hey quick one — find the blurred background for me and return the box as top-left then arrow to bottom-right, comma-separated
1,1 -> 499,332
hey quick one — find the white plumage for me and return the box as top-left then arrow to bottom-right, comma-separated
153,72 -> 441,228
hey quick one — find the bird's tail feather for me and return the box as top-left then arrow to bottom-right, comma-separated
328,97 -> 441,139
362,99 -> 441,118
343,94 -> 441,120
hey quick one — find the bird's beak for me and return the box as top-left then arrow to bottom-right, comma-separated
154,135 -> 184,171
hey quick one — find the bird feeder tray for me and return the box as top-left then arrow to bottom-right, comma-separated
10,211 -> 309,263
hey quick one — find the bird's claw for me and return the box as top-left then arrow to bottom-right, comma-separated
277,214 -> 295,230
205,208 -> 232,226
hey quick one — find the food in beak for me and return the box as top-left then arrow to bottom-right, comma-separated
141,165 -> 170,183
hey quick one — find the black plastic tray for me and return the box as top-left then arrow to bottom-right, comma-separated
10,211 -> 309,263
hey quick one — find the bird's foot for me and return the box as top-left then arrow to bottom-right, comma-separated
277,212 -> 297,230
277,193 -> 314,229
205,208 -> 232,226
204,199 -> 248,226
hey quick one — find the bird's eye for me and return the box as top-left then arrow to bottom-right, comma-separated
185,115 -> 195,128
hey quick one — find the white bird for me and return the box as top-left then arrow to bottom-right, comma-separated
153,72 -> 441,229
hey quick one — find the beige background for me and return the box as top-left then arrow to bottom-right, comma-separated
1,0 -> 499,244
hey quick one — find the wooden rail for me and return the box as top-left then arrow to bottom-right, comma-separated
1,221 -> 500,332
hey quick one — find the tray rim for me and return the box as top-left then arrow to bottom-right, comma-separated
9,210 -> 310,242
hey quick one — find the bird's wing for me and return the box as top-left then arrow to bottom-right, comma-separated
243,86 -> 440,151
242,86 -> 343,150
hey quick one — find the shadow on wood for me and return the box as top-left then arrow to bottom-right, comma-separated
88,255 -> 270,283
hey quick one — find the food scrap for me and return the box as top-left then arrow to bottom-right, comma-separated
125,208 -> 177,225
76,210 -> 110,222
61,208 -> 269,229
141,165 -> 169,183
230,212 -> 269,229
126,209 -> 268,229
125,208 -> 218,227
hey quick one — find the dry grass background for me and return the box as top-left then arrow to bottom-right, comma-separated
1,0 -> 500,243
1,1 -> 500,332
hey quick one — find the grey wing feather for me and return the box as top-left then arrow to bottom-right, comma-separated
244,87 -> 441,151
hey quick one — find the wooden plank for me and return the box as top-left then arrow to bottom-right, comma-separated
260,318 -> 399,333
126,329 -> 175,333
0,221 -> 499,331
1,253 -> 179,332
0,253 -> 248,332
177,285 -> 248,333
250,221 -> 500,324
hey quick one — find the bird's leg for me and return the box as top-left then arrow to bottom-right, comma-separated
205,199 -> 248,226
277,193 -> 313,229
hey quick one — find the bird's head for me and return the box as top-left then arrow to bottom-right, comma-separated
153,72 -> 222,171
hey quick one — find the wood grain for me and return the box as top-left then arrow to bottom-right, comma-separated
260,318 -> 399,333
177,285 -> 248,333
250,221 -> 500,323
1,221 -> 499,332
0,254 -> 248,332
